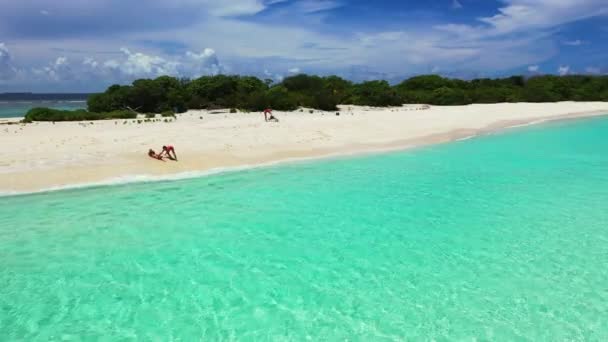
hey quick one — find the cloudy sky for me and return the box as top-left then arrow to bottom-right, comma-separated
1,0 -> 607,92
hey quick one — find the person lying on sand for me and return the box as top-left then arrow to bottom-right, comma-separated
148,149 -> 165,161
263,108 -> 279,122
160,145 -> 178,161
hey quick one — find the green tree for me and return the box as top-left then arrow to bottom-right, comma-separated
397,75 -> 453,91
429,87 -> 471,105
87,84 -> 133,112
323,75 -> 352,103
524,77 -> 561,102
348,80 -> 401,106
267,86 -> 298,110
186,75 -> 240,108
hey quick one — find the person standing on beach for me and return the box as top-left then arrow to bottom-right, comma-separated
263,108 -> 278,122
263,108 -> 272,122
160,145 -> 178,161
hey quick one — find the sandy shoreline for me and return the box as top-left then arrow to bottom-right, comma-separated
2,102 -> 608,195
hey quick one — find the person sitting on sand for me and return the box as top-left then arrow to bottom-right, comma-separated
160,145 -> 178,161
263,108 -> 279,122
148,149 -> 164,161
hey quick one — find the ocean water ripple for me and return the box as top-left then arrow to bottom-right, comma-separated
1,117 -> 607,340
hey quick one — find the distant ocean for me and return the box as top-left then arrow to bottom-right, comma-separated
1,115 -> 607,340
0,93 -> 90,118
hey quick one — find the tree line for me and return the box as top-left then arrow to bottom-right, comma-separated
25,73 -> 608,121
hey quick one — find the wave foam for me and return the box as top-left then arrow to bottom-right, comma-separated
0,154 -> 359,197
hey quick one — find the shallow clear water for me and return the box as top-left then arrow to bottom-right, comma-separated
0,101 -> 86,118
1,117 -> 608,340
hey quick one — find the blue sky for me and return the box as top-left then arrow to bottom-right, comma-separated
0,0 -> 607,92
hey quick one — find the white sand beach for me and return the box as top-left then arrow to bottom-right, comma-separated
1,102 -> 607,194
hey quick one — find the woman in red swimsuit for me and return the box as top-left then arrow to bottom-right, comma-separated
263,108 -> 278,122
263,108 -> 272,121
161,145 -> 178,161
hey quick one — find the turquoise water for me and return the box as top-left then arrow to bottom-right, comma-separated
0,101 -> 86,118
1,117 -> 608,340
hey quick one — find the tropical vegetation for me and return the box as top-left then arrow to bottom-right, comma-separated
24,74 -> 608,121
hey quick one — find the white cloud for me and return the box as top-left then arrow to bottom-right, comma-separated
288,67 -> 300,73
83,57 -> 99,68
293,0 -> 342,14
29,49 -> 184,83
114,47 -> 179,76
435,0 -> 608,47
263,68 -> 284,82
55,56 -> 67,66
427,1 -> 608,74
563,39 -> 584,46
71,48 -> 224,81
52,57 -> 71,78
0,0 -> 284,17
0,43 -> 17,80
452,0 -> 463,10
558,65 -> 570,76
157,0 -> 288,16
158,16 -> 351,70
186,48 -> 216,61
585,66 -> 601,74
40,9 -> 50,16
103,60 -> 120,69
528,65 -> 539,72
33,56 -> 73,81
200,0 -> 266,16
477,0 -> 608,35
2,0 -> 607,89
352,29 -> 551,72
185,48 -> 223,76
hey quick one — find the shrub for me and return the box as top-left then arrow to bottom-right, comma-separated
24,108 -> 136,122
161,111 -> 176,117
105,110 -> 137,119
